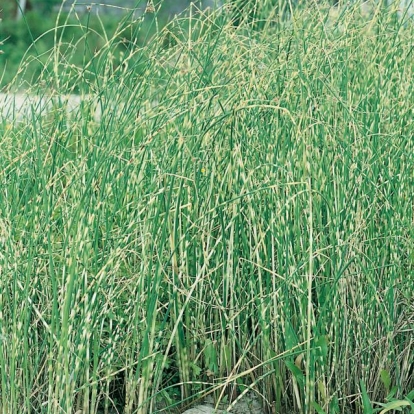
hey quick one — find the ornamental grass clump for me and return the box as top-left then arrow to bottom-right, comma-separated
0,2 -> 413,414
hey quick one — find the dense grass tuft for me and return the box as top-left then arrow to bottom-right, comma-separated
0,2 -> 413,413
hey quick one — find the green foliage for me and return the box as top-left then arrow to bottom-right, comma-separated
31,0 -> 62,13
360,381 -> 414,414
227,0 -> 296,29
0,2 -> 413,414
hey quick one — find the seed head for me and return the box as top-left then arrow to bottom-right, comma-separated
145,2 -> 155,13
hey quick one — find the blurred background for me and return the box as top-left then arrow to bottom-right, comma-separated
1,0 -> 223,19
0,0 -> 223,88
